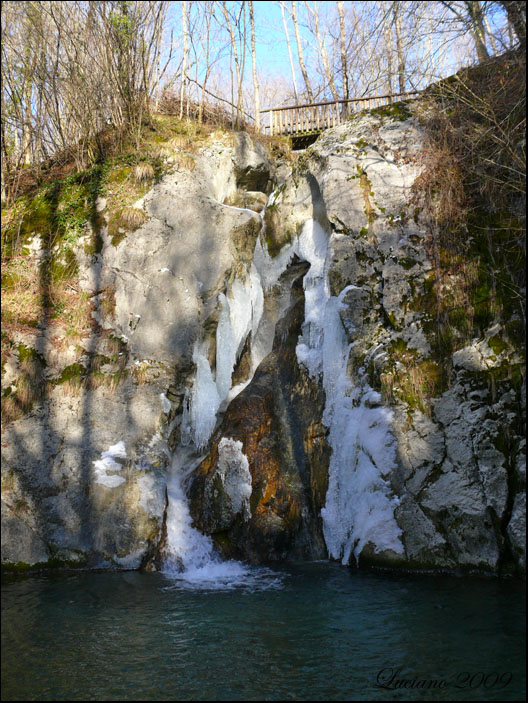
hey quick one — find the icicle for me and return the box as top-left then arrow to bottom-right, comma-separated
181,342 -> 221,451
292,220 -> 404,564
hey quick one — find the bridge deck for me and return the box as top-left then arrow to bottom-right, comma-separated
261,91 -> 419,138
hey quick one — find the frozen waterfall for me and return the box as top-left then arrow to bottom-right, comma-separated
163,205 -> 402,584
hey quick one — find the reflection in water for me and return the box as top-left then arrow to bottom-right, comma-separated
1,563 -> 525,701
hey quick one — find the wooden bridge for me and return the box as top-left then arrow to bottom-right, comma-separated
260,91 -> 420,147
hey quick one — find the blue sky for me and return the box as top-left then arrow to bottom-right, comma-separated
162,1 -> 510,107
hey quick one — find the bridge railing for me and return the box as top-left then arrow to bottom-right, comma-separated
260,91 -> 420,136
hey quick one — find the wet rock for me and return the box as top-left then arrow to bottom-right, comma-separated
189,270 -> 329,562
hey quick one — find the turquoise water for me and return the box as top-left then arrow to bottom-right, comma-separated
1,563 -> 525,701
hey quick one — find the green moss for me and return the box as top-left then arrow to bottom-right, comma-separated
354,137 -> 369,150
488,334 -> 507,355
108,212 -> 127,247
359,171 -> 377,224
398,257 -> 417,270
1,554 -> 88,573
355,250 -> 372,264
17,344 -> 45,365
464,360 -> 525,396
368,100 -> 411,121
263,206 -> 293,258
389,338 -> 417,360
21,193 -> 54,238
111,369 -> 129,385
385,311 -> 399,330
55,363 -> 86,384
48,247 -> 79,283
108,165 -> 132,184
409,273 -> 436,315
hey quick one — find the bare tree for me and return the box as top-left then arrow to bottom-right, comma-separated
383,3 -> 394,93
291,1 -> 315,101
180,1 -> 189,118
337,1 -> 349,99
249,1 -> 260,130
305,2 -> 339,99
499,0 -> 526,49
441,1 -> 490,62
393,2 -> 406,93
221,2 -> 247,128
280,1 -> 299,102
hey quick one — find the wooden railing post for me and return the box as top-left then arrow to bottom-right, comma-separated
260,91 -> 420,138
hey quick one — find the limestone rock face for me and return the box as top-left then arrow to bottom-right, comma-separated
232,132 -> 273,192
258,107 -> 525,574
2,113 -> 525,576
1,132 -> 270,570
1,379 -> 168,569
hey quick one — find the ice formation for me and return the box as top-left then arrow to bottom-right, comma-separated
93,441 -> 127,488
216,438 -> 252,520
181,342 -> 221,451
253,218 -> 403,564
182,264 -> 264,450
166,201 -> 402,582
292,220 -> 403,564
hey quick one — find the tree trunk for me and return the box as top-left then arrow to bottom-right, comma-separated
180,1 -> 189,119
249,2 -> 260,131
393,2 -> 406,94
383,5 -> 393,94
337,1 -> 349,100
307,1 -> 339,100
292,1 -> 314,102
280,1 -> 299,102
465,0 -> 490,62
499,1 -> 526,49
222,2 -> 243,128
199,4 -> 213,124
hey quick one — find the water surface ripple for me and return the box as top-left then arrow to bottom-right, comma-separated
1,563 -> 525,701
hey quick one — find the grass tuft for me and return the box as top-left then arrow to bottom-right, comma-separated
119,207 -> 148,230
133,163 -> 155,183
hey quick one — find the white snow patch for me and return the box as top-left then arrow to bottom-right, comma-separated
93,441 -> 127,488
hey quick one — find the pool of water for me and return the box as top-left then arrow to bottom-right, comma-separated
1,562 -> 525,701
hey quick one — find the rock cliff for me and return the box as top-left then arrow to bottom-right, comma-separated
2,105 -> 525,575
